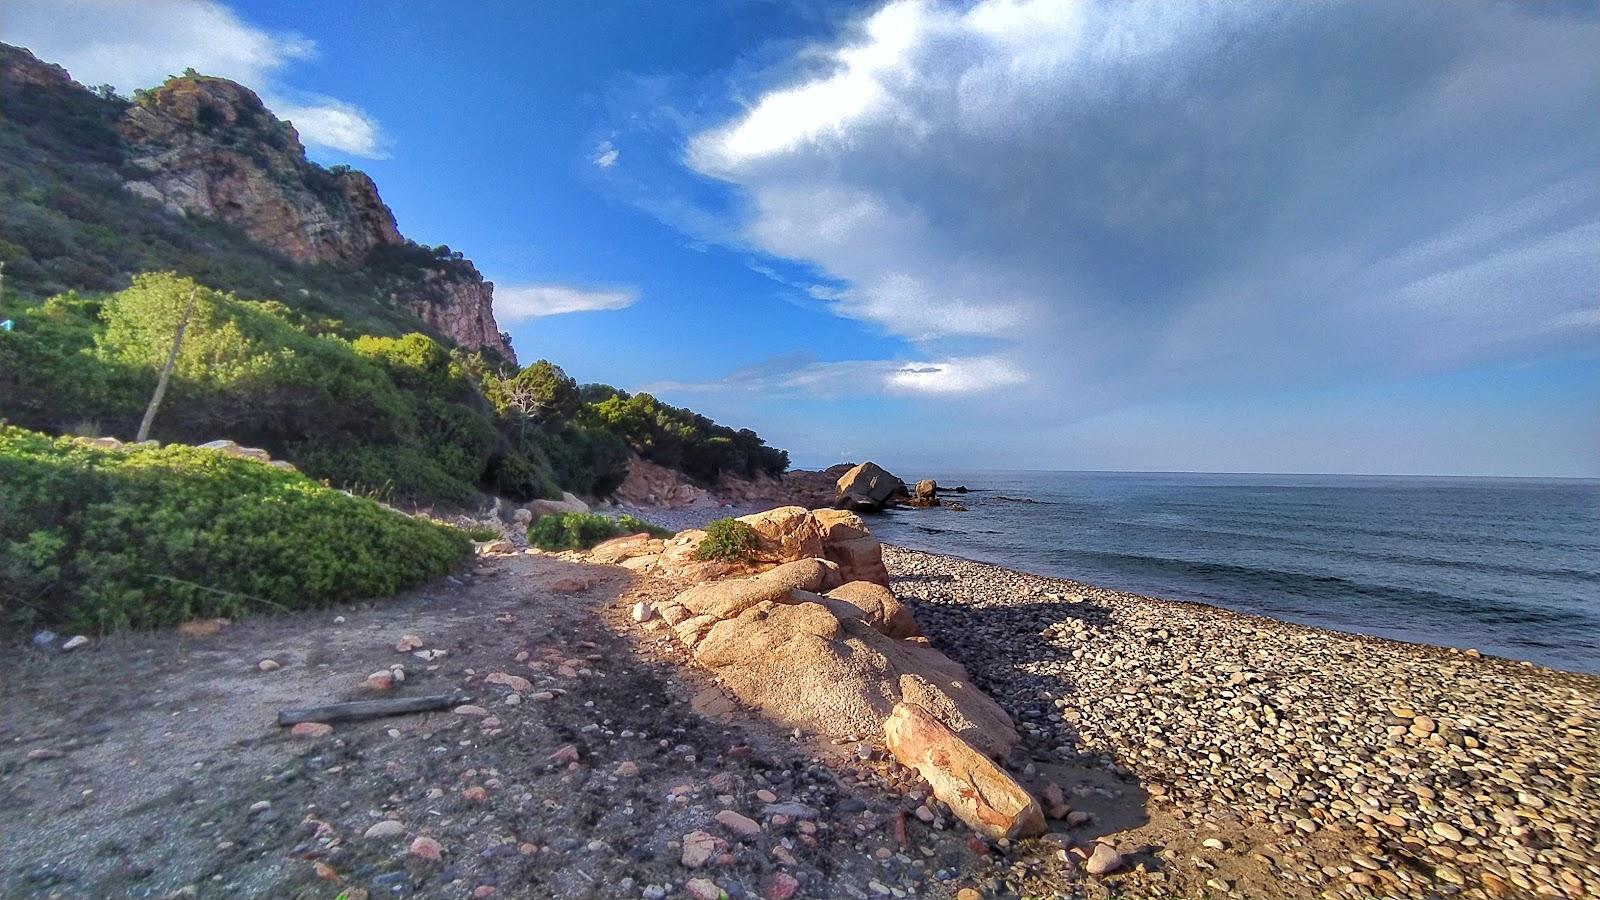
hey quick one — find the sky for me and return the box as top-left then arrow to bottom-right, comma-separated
8,0 -> 1599,476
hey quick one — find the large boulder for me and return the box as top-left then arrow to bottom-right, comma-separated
735,506 -> 824,564
885,702 -> 1045,840
822,581 -> 919,639
824,536 -> 890,588
755,558 -> 843,593
834,462 -> 908,512
672,582 -> 1017,757
588,533 -> 665,566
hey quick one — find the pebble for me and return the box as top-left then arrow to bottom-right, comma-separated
685,878 -> 724,900
363,820 -> 405,840
257,659 -> 281,672
290,722 -> 333,738
681,830 -> 721,868
408,836 -> 443,862
62,635 -> 88,650
1085,843 -> 1123,875
453,705 -> 489,717
715,810 -> 762,838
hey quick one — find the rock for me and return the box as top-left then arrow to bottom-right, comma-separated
61,635 -> 88,650
714,810 -> 762,839
821,581 -> 920,639
395,635 -> 425,652
914,479 -> 938,501
362,671 -> 394,691
31,630 -> 56,647
484,671 -> 533,692
685,878 -> 725,900
754,557 -> 842,593
883,702 -> 1044,840
176,618 -> 229,638
681,830 -> 722,868
512,508 -> 533,526
462,786 -> 488,804
631,601 -> 655,623
526,493 -> 589,521
548,744 -> 580,764
823,536 -> 891,588
589,534 -> 666,565
834,461 -> 908,511
1085,843 -> 1123,875
257,659 -> 281,672
688,589 -> 1018,757
407,836 -> 443,862
363,820 -> 405,840
414,649 -> 447,661
472,887 -> 495,899
453,705 -> 490,717
616,760 -> 641,777
291,722 -> 333,739
1432,821 -> 1464,842
735,506 -> 825,564
1066,810 -> 1090,827
26,748 -> 63,761
476,539 -> 514,555
763,872 -> 799,900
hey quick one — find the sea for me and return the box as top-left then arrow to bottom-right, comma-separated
865,471 -> 1600,675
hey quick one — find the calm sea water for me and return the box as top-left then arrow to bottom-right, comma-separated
867,471 -> 1600,674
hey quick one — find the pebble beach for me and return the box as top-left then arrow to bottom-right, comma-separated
886,544 -> 1600,899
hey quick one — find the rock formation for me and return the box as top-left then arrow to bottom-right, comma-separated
835,461 -> 910,512
0,45 -> 515,362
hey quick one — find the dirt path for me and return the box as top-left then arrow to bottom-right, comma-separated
2,552 -> 1037,900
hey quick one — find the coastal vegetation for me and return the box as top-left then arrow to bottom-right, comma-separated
525,511 -> 672,551
0,425 -> 470,633
692,517 -> 760,563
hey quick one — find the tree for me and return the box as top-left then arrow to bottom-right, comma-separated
135,285 -> 198,442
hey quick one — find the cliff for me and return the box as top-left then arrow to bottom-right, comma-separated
0,44 -> 515,362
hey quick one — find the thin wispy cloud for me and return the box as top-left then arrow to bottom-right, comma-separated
645,353 -> 1025,397
5,0 -> 389,158
495,284 -> 640,320
592,140 -> 620,169
672,0 -> 1598,415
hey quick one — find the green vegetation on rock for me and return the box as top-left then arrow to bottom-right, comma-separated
693,518 -> 759,563
0,425 -> 470,633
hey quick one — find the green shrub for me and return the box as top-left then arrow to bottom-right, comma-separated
526,512 -> 626,551
693,518 -> 758,562
616,514 -> 674,538
457,523 -> 501,541
0,426 -> 470,633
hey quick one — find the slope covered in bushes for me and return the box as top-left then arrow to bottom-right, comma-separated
0,425 -> 471,633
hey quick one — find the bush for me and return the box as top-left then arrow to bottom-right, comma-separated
526,512 -> 627,551
616,514 -> 674,539
0,426 -> 470,633
693,518 -> 758,562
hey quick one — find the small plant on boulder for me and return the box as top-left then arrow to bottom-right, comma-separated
693,517 -> 758,562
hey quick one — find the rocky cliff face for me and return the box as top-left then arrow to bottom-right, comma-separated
0,44 -> 514,362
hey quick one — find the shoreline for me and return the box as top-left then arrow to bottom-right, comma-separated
886,544 -> 1598,898
618,501 -> 1598,679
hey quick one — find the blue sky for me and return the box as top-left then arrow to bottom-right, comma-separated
10,0 -> 1599,476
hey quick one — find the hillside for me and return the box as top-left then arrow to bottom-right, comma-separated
0,43 -> 787,507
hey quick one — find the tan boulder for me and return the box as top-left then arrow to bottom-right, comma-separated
823,581 -> 919,639
588,533 -> 665,565
735,506 -> 824,564
673,578 -> 793,620
689,596 -> 1017,757
884,702 -> 1044,840
835,461 -> 907,510
813,508 -> 871,543
825,536 -> 890,587
754,558 -> 842,593
526,492 -> 590,521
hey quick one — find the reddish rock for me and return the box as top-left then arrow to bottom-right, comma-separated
681,830 -> 722,868
176,618 -> 229,638
462,786 -> 488,804
291,722 -> 334,739
408,836 -> 443,862
362,671 -> 394,691
484,671 -> 532,692
715,810 -> 762,839
884,702 -> 1045,840
685,878 -> 725,900
548,744 -> 580,764
395,635 -> 425,652
763,872 -> 800,900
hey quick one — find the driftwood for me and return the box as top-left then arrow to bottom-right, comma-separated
277,693 -> 467,726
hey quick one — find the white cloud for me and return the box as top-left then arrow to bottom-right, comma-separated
5,0 -> 389,158
645,353 -> 1026,397
593,140 -> 620,169
684,0 -> 1599,413
495,284 -> 640,319
268,94 -> 388,159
